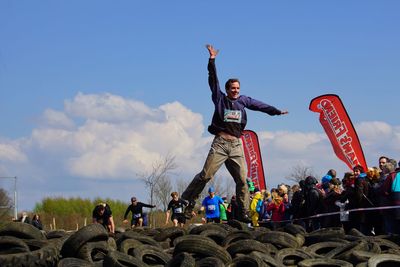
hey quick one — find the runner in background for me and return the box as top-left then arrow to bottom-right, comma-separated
200,186 -> 224,223
165,192 -> 187,227
92,203 -> 115,234
123,197 -> 155,228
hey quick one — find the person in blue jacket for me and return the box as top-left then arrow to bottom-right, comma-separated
200,186 -> 224,223
182,44 -> 288,223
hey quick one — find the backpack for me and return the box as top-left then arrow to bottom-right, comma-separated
256,199 -> 263,214
392,172 -> 400,193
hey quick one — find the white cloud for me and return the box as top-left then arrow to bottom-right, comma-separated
64,92 -> 159,123
259,131 -> 325,153
41,109 -> 75,129
27,93 -> 209,179
1,92 -> 399,210
0,141 -> 27,162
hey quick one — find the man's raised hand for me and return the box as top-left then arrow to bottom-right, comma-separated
206,44 -> 219,59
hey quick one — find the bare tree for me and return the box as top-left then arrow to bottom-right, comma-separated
175,178 -> 188,196
0,188 -> 12,227
285,163 -> 320,184
154,174 -> 173,212
139,154 -> 177,226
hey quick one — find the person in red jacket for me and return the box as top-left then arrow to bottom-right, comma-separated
267,191 -> 285,230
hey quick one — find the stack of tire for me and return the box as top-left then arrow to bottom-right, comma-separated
0,222 -> 64,266
1,220 -> 400,266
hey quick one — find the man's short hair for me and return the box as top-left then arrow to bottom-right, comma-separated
225,78 -> 240,91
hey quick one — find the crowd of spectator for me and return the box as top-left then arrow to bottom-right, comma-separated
250,156 -> 400,235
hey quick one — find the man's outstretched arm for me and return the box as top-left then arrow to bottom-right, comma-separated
206,44 -> 222,102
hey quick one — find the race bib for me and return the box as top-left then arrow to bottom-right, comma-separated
224,109 -> 241,123
133,213 -> 141,218
207,205 -> 216,211
174,207 -> 183,214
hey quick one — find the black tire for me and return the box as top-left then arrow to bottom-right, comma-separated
295,233 -> 306,247
166,252 -> 196,267
226,239 -> 271,257
0,240 -> 60,267
57,257 -> 95,267
195,256 -> 225,267
116,231 -> 161,248
118,238 -> 143,256
250,227 -> 271,239
305,227 -> 345,245
298,258 -> 353,267
215,223 -> 236,233
0,222 -> 46,240
227,254 -> 265,267
369,237 -> 400,251
76,240 -> 110,263
347,228 -> 365,237
103,250 -> 149,267
153,227 -> 186,242
199,229 -> 227,246
275,248 -> 314,266
367,253 -> 400,267
221,230 -> 253,247
355,262 -> 367,267
23,239 -> 52,255
173,234 -> 216,247
132,227 -> 160,237
256,231 -> 300,249
61,224 -> 109,258
305,241 -> 346,257
0,236 -> 30,255
107,236 -> 117,251
250,251 -> 282,267
325,240 -> 369,262
189,223 -> 227,235
227,219 -> 250,231
384,248 -> 400,254
47,230 -> 68,239
174,238 -> 232,264
283,223 -> 307,235
350,250 -> 380,264
133,244 -> 172,265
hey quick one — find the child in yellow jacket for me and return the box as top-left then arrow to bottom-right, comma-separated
249,188 -> 263,226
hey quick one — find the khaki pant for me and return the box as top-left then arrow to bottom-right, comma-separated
182,135 -> 249,216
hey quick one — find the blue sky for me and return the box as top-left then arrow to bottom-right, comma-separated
0,1 -> 399,212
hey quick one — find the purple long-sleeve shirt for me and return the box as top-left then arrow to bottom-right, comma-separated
207,58 -> 282,138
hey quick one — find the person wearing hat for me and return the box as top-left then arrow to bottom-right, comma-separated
92,203 -> 115,233
123,197 -> 155,228
303,176 -> 323,232
180,44 -> 288,224
200,186 -> 224,223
